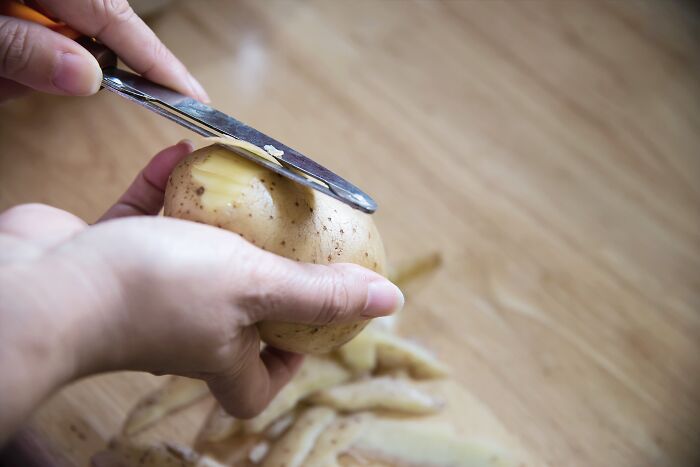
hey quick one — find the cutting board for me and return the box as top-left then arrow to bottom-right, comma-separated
0,1 -> 698,466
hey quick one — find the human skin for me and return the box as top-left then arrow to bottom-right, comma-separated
0,141 -> 403,443
0,0 -> 208,101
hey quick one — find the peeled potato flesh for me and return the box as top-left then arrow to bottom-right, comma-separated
122,376 -> 210,436
309,376 -> 443,414
261,407 -> 335,467
164,143 -> 387,354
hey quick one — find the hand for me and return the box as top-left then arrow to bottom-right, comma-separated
0,0 -> 209,101
0,142 -> 402,439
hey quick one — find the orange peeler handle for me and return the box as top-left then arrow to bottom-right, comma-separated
1,0 -> 116,68
1,1 -> 81,39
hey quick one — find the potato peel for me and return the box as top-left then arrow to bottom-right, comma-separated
337,328 -> 449,379
242,356 -> 351,434
309,376 -> 443,415
303,413 -> 371,467
388,251 -> 442,289
122,376 -> 210,437
349,418 -> 516,467
91,438 -> 225,467
196,404 -> 241,444
261,407 -> 335,467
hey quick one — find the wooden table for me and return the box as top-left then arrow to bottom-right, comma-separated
1,1 -> 699,466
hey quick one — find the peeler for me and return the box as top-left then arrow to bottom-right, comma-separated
2,1 -> 377,213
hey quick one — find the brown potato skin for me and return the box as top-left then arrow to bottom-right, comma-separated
163,145 -> 386,353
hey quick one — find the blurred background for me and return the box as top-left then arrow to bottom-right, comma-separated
1,0 -> 699,466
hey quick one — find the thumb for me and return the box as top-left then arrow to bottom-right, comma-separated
240,255 -> 404,325
0,17 -> 101,95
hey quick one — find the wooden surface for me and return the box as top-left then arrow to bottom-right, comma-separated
1,0 -> 699,465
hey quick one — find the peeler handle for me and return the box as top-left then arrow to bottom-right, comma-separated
1,0 -> 117,69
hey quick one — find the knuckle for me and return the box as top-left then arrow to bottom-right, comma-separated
315,271 -> 352,324
235,256 -> 285,323
1,203 -> 56,221
0,20 -> 32,76
94,0 -> 136,31
231,394 -> 267,419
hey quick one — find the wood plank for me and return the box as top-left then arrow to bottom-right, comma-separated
0,1 -> 698,465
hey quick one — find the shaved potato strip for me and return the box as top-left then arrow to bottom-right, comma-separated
196,404 -> 241,444
261,407 -> 335,467
91,438 -> 225,467
303,413 -> 371,467
203,136 -> 330,189
350,418 -> 516,467
122,376 -> 210,436
336,328 -> 377,374
309,376 -> 443,414
388,251 -> 442,289
338,328 -> 448,379
374,330 -> 449,379
203,136 -> 282,167
265,411 -> 296,439
242,356 -> 351,433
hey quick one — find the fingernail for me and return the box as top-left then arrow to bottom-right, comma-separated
363,280 -> 404,318
178,138 -> 194,151
52,53 -> 102,95
188,74 -> 210,103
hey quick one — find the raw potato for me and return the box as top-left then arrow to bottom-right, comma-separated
164,142 -> 387,354
262,407 -> 336,467
91,438 -> 225,467
122,376 -> 210,436
309,376 -> 443,414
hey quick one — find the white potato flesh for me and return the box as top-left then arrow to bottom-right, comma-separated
303,413 -> 370,467
241,356 -> 350,433
122,376 -> 210,436
349,418 -> 516,467
337,328 -> 449,379
261,407 -> 335,467
197,404 -> 241,444
309,376 -> 443,414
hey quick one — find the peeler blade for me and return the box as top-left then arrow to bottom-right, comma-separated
101,68 -> 377,214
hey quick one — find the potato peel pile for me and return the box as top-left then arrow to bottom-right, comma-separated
93,141 -> 519,465
94,313 -> 518,467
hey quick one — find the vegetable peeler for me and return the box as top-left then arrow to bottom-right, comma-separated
3,1 -> 377,213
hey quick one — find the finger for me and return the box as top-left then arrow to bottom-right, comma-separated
99,140 -> 193,221
35,0 -> 210,102
238,255 -> 404,326
206,328 -> 304,419
0,203 -> 87,247
0,17 -> 101,95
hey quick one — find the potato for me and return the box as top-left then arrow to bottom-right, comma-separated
164,142 -> 387,353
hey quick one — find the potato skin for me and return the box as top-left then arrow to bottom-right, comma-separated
163,144 -> 386,353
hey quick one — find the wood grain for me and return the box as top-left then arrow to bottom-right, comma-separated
1,1 -> 699,466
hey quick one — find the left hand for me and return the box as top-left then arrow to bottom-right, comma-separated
0,141 -> 401,441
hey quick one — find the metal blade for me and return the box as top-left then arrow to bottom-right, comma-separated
100,67 -> 377,213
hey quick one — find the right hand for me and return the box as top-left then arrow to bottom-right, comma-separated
0,0 -> 208,101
